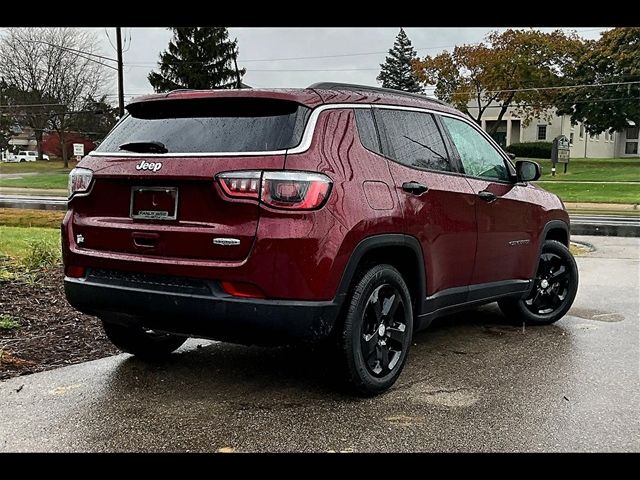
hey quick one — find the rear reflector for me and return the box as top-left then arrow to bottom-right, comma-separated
65,265 -> 86,278
221,281 -> 265,299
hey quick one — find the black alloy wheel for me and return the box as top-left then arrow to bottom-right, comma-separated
498,240 -> 579,325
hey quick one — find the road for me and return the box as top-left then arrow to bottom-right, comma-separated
0,193 -> 638,236
0,235 -> 638,452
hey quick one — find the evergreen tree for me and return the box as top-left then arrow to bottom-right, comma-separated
377,28 -> 423,93
148,27 -> 245,92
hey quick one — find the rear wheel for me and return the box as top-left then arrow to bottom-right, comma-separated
101,320 -> 187,359
499,240 -> 578,325
337,264 -> 413,396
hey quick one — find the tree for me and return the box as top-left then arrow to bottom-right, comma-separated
377,28 -> 423,93
0,80 -> 14,153
0,28 -> 110,166
69,95 -> 118,143
555,28 -> 640,135
414,29 -> 584,134
148,27 -> 245,92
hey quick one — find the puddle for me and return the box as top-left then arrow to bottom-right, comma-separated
568,308 -> 625,322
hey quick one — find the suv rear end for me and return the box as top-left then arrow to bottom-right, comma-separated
63,85 -> 578,396
63,91 -> 342,345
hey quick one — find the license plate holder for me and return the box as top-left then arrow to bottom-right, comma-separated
130,186 -> 178,220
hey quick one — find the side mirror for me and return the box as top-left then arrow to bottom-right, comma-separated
507,152 -> 516,160
516,160 -> 541,182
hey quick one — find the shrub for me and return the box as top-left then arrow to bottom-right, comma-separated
0,314 -> 19,331
21,238 -> 60,271
506,141 -> 553,159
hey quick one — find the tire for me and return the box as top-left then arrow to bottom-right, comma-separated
337,264 -> 414,396
102,320 -> 187,359
499,240 -> 579,325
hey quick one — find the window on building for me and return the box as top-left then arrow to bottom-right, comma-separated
610,131 -> 615,142
604,132 -> 609,142
625,126 -> 639,155
579,124 -> 584,139
537,125 -> 547,141
570,133 -> 574,145
595,133 -> 600,141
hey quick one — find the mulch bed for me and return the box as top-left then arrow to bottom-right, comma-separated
0,266 -> 119,381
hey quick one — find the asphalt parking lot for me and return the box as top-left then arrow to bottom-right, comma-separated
1,235 -> 638,452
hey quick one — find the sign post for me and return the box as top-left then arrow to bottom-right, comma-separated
551,135 -> 570,176
73,143 -> 85,162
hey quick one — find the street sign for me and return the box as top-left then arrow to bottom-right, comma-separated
551,135 -> 570,175
73,143 -> 84,157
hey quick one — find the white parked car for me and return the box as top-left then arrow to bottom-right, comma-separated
14,150 -> 49,162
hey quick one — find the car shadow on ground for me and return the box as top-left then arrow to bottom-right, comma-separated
99,302 -> 569,403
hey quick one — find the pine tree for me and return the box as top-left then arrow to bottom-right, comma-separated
377,28 -> 423,93
148,27 -> 246,92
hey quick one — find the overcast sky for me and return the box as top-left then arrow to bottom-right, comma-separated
91,27 -> 609,104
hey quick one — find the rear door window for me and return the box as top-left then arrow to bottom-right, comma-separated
95,98 -> 311,154
374,109 -> 451,172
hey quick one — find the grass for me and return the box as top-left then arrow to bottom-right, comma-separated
532,158 -> 640,182
0,226 -> 60,262
536,182 -> 640,204
0,159 -> 75,190
0,159 -> 76,174
0,314 -> 19,331
0,173 -> 69,189
0,208 -> 65,228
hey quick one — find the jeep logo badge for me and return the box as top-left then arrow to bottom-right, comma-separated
136,160 -> 162,172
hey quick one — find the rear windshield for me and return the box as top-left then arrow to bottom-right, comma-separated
95,97 -> 311,154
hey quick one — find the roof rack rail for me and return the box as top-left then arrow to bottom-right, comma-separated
308,82 -> 447,106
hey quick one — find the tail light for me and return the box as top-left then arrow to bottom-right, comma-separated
216,171 -> 332,211
68,168 -> 93,199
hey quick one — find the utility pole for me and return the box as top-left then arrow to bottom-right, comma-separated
116,27 -> 125,117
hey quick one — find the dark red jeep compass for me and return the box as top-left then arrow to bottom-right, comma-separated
63,82 -> 579,395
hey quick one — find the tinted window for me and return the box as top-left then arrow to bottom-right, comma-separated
441,116 -> 509,181
95,98 -> 311,154
375,109 -> 450,172
354,108 -> 381,154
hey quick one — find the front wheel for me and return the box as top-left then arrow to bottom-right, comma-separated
337,264 -> 414,396
499,240 -> 579,325
102,320 -> 187,359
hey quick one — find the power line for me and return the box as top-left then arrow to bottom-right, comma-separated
25,39 -> 117,63
121,28 -> 608,67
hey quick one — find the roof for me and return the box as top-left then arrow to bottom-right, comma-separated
127,83 -> 461,117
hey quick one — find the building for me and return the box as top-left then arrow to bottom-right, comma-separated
467,101 -> 639,159
7,125 -> 37,151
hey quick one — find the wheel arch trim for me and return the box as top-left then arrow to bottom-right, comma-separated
335,234 -> 427,315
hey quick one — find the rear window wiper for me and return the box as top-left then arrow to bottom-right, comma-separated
119,141 -> 168,154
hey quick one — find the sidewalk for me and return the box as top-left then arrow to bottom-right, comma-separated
565,202 -> 639,211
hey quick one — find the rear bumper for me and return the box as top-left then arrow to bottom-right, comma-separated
64,270 -> 341,345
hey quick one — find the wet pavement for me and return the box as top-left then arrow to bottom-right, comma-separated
1,235 -> 638,452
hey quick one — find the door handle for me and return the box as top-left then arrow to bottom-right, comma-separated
477,190 -> 497,203
402,181 -> 429,195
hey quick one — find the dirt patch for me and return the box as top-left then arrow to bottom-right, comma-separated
0,266 -> 119,381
